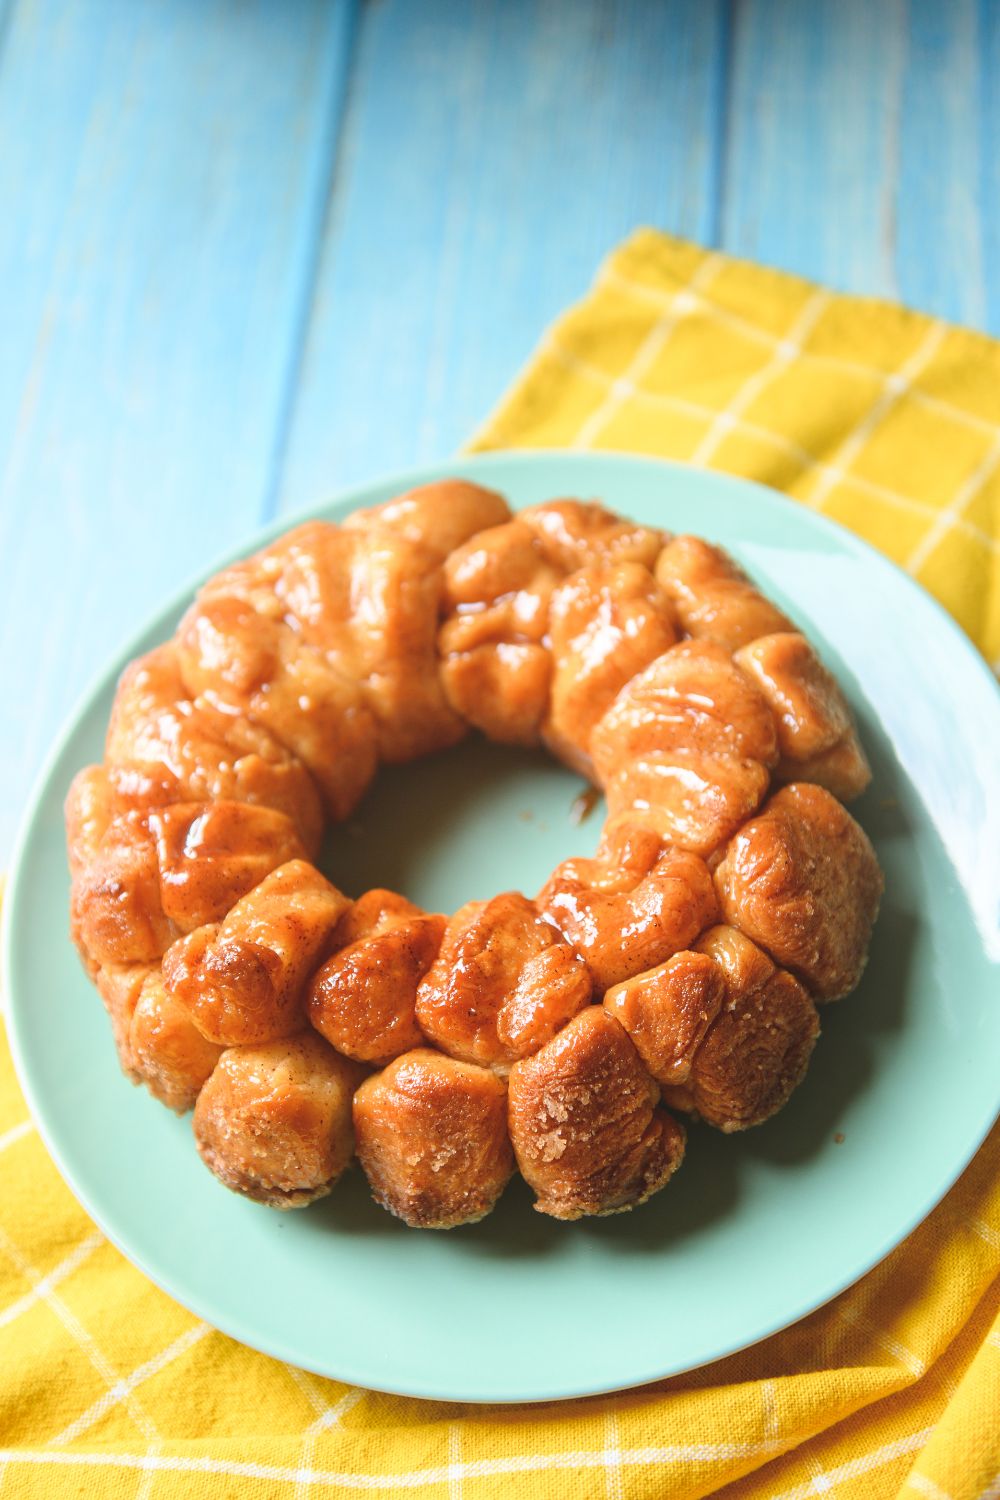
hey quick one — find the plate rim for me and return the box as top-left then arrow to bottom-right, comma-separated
4,449 -> 1000,1403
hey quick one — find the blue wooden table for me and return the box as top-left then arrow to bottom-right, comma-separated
1,0 -> 997,859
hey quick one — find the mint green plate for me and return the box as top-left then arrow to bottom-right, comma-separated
5,453 -> 1000,1403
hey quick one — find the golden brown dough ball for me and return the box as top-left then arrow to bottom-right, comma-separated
343,528 -> 468,762
733,632 -> 871,801
544,561 -> 679,778
439,518 -> 562,745
713,783 -> 883,1001
104,644 -> 324,852
590,638 -> 778,858
94,962 -> 152,1079
245,516 -> 467,764
440,643 -> 553,748
67,767 -> 146,968
146,800 -> 306,930
308,889 -> 443,1064
67,771 -> 309,974
606,927 -> 819,1131
343,478 -> 511,559
507,1007 -> 685,1220
70,806 -> 174,967
443,518 -> 560,619
673,926 -> 818,1130
130,971 -> 224,1113
164,860 -> 350,1044
603,950 -> 725,1087
537,823 -> 718,994
353,1049 -> 514,1228
176,592 -> 378,821
654,534 -> 793,650
415,892 -> 591,1067
194,1033 -> 363,1208
520,499 -> 664,571
65,765 -> 117,880
186,515 -> 467,769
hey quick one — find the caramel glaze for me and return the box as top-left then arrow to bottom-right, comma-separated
605,926 -> 820,1131
194,1033 -> 364,1208
508,1007 -> 686,1220
713,783 -> 883,1001
415,891 -> 592,1069
308,890 -> 443,1065
67,487 -> 882,1225
353,1049 -> 514,1229
537,828 -> 718,995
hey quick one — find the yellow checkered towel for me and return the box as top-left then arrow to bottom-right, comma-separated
1,230 -> 998,1499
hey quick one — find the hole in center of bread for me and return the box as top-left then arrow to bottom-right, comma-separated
322,737 -> 605,911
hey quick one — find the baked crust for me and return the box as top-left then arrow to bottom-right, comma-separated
194,1033 -> 363,1208
713,783 -> 884,1001
544,560 -> 678,778
308,890 -> 442,1065
353,1049 -> 514,1228
591,638 -> 779,858
163,860 -> 349,1045
734,633 -> 871,800
105,643 -> 323,851
606,926 -> 819,1131
415,892 -> 591,1067
508,1007 -> 686,1219
67,491 -> 881,1222
538,824 -> 718,994
655,534 -> 793,650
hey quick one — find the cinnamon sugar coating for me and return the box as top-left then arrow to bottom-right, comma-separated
194,1033 -> 363,1207
308,890 -> 442,1064
655,534 -> 793,650
591,638 -> 779,858
163,860 -> 349,1044
130,970 -> 224,1113
544,560 -> 679,778
604,950 -> 725,1087
438,499 -> 664,750
520,499 -> 663,571
537,823 -> 717,994
508,1007 -> 686,1220
175,590 -> 379,820
105,643 -> 323,851
67,768 -> 307,974
607,926 -> 819,1131
439,517 -> 565,745
734,633 -> 871,800
713,783 -> 883,1001
353,1049 -> 514,1228
344,478 -> 510,559
68,487 -> 881,1226
415,892 -> 591,1067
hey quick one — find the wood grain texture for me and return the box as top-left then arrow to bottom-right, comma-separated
723,0 -> 997,331
980,0 -> 1000,335
723,0 -> 904,299
896,0 -> 987,327
0,0 -> 357,855
276,0 -> 728,511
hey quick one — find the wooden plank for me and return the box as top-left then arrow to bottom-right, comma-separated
0,0 -> 358,856
722,0 -> 997,333
276,0 -> 729,511
722,0 -> 904,301
895,0 -> 987,328
981,0 -> 1000,334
